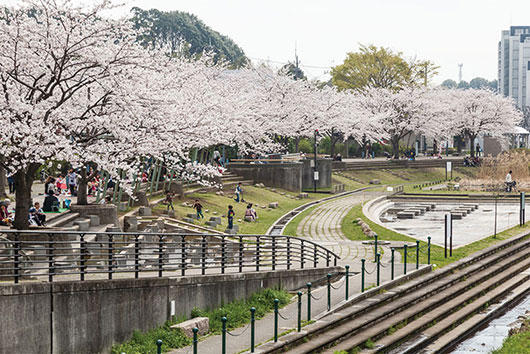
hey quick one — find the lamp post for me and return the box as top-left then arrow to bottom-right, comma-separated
313,129 -> 319,193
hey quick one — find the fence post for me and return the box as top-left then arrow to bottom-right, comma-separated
222,317 -> 227,354
287,237 -> 291,270
391,248 -> 395,280
158,235 -> 163,277
300,240 -> 305,269
427,236 -> 431,264
134,235 -> 140,278
250,307 -> 256,352
376,253 -> 381,287
327,273 -> 332,311
221,235 -> 226,274
274,299 -> 279,342
313,244 -> 317,268
416,240 -> 420,270
306,282 -> 312,321
361,258 -> 365,293
272,236 -> 276,270
404,244 -> 408,275
107,234 -> 113,280
156,339 -> 162,354
193,327 -> 198,354
239,236 -> 244,272
297,292 -> 302,332
80,234 -> 86,281
256,236 -> 260,272
345,265 -> 350,300
181,235 -> 186,276
48,233 -> 54,282
201,236 -> 206,275
374,234 -> 378,262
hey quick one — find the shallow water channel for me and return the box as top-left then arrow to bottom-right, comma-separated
451,293 -> 530,353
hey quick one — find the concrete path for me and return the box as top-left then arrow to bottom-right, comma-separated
295,192 -> 402,271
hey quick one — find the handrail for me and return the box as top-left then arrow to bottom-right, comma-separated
0,230 -> 339,284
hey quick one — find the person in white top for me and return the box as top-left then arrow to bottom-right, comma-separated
506,170 -> 515,192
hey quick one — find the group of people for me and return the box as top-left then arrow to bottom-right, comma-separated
463,156 -> 481,167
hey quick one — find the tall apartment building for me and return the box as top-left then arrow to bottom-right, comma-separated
498,26 -> 530,110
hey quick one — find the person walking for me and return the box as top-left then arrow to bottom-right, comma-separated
475,143 -> 481,157
67,169 -> 77,196
7,173 -> 15,194
506,170 -> 515,192
234,182 -> 244,203
193,199 -> 204,219
227,205 -> 235,229
164,191 -> 175,211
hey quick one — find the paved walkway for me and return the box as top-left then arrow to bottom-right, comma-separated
296,192 -> 402,271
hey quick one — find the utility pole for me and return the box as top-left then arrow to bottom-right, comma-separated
313,129 -> 318,193
458,64 -> 463,83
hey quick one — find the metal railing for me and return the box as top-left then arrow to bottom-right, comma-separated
0,231 -> 339,283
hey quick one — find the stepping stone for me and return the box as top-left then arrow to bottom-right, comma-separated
139,207 -> 151,216
404,209 -> 421,216
87,215 -> 100,226
269,202 -> 279,209
209,216 -> 222,225
186,213 -> 198,219
397,211 -> 415,219
225,228 -> 237,234
183,218 -> 195,224
73,219 -> 90,231
450,212 -> 465,219
205,221 -> 217,227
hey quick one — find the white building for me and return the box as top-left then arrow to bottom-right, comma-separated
498,26 -> 530,110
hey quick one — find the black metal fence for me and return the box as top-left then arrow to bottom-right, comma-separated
0,231 -> 339,283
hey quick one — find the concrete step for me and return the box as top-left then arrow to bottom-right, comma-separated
47,212 -> 80,228
254,235 -> 530,354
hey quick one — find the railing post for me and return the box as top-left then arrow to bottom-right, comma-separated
326,250 -> 330,267
327,273 -> 332,311
149,162 -> 157,196
272,236 -> 276,270
108,234 -> 113,280
374,234 -> 378,263
256,236 -> 260,272
300,240 -> 305,269
80,234 -> 86,281
404,244 -> 408,275
156,339 -> 162,354
391,248 -> 395,280
361,258 -> 365,292
181,235 -> 186,276
306,282 -> 312,321
416,240 -> 420,270
427,236 -> 431,264
313,244 -> 318,268
274,298 -> 279,342
250,307 -> 256,352
222,317 -> 227,354
287,237 -> 291,270
239,236 -> 243,272
13,233 -> 20,284
48,233 -> 54,282
297,291 -> 302,332
345,265 -> 350,300
376,253 -> 381,287
134,235 -> 140,278
193,327 -> 198,354
158,235 -> 163,277
201,236 -> 206,275
221,235 -> 226,274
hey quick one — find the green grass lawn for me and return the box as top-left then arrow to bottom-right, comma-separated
282,203 -> 319,237
342,203 -> 530,268
154,186 -> 319,234
492,317 -> 530,354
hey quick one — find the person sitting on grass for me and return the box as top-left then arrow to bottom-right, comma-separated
227,205 -> 235,229
0,200 -> 12,226
193,199 -> 204,219
43,193 -> 59,212
245,203 -> 258,221
30,202 -> 46,226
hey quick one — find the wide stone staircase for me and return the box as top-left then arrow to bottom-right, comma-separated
254,232 -> 530,354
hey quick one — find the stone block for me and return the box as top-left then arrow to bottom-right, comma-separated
209,217 -> 222,225
187,213 -> 198,220
369,179 -> 381,185
138,207 -> 151,216
183,218 -> 195,224
118,202 -> 128,212
135,191 -> 149,207
106,226 -> 121,232
167,210 -> 175,218
87,215 -> 100,226
205,221 -> 217,227
123,216 -> 138,232
156,220 -> 165,230
73,219 -> 90,231
269,202 -> 279,209
225,228 -> 237,234
171,317 -> 209,338
297,193 -> 309,199
397,211 -> 415,219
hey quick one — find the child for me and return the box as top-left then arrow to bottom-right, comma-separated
164,191 -> 175,211
234,182 -> 245,203
193,199 -> 204,219
227,205 -> 235,229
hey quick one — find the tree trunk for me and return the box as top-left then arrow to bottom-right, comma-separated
455,136 -> 463,154
294,137 -> 300,153
13,163 -> 39,230
77,168 -> 88,205
391,137 -> 400,159
468,134 -> 477,157
330,136 -> 337,158
0,160 -> 7,199
433,139 -> 438,155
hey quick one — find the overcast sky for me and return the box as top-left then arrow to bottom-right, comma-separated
5,0 -> 530,84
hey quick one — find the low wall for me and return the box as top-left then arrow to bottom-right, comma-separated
228,163 -> 303,192
0,267 -> 341,354
302,159 -> 332,190
70,204 -> 119,226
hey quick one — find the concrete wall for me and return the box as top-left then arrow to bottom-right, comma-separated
302,159 -> 332,190
0,267 -> 341,354
70,204 -> 119,226
228,163 -> 303,192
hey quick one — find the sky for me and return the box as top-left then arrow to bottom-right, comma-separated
4,0 -> 530,84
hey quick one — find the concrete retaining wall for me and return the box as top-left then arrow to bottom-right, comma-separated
0,267 -> 340,354
70,204 -> 119,226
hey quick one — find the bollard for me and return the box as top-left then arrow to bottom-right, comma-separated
391,248 -> 395,280
416,240 -> 420,270
250,307 -> 256,352
376,253 -> 381,286
345,265 -> 350,300
327,273 -> 332,311
374,234 -> 378,262
427,236 -> 431,264
307,282 -> 312,321
274,299 -> 279,342
222,317 -> 227,354
361,259 -> 366,292
297,292 -> 302,332
156,339 -> 162,354
193,328 -> 198,354
404,244 -> 408,275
